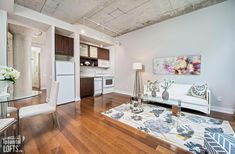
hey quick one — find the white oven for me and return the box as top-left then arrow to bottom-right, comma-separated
103,76 -> 114,88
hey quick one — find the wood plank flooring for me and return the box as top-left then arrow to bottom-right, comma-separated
9,92 -> 235,154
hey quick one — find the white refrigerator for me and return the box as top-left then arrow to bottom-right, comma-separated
55,61 -> 75,105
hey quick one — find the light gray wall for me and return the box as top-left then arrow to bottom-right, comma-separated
114,0 -> 235,113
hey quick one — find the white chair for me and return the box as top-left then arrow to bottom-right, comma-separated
0,106 -> 17,114
18,81 -> 60,131
0,118 -> 16,134
0,106 -> 18,118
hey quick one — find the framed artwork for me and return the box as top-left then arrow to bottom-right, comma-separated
153,55 -> 201,75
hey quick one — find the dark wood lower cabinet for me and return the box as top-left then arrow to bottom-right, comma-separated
80,77 -> 94,98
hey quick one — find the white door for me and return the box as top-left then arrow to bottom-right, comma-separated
32,47 -> 41,89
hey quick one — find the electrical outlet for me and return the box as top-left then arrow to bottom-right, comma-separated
217,96 -> 222,102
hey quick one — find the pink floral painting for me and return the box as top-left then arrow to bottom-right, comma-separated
153,55 -> 201,75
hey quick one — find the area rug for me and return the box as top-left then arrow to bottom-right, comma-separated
102,103 -> 235,154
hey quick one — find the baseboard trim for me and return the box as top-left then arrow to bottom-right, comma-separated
114,90 -> 234,115
114,90 -> 132,96
211,106 -> 234,114
75,97 -> 81,101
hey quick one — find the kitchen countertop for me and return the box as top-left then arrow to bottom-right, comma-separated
80,74 -> 114,78
80,76 -> 95,78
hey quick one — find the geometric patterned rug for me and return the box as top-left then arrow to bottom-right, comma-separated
102,103 -> 235,154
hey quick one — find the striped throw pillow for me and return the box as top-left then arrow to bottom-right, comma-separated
204,132 -> 235,154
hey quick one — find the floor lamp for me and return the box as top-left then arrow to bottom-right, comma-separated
133,62 -> 143,99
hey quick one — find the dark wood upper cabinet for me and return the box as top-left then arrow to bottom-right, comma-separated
55,34 -> 62,52
68,37 -> 74,55
98,48 -> 109,60
55,34 -> 74,56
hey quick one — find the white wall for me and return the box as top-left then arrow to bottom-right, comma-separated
0,10 -> 7,65
115,0 -> 235,113
74,32 -> 80,100
41,26 -> 55,95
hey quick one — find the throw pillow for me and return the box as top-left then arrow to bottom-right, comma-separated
188,84 -> 208,99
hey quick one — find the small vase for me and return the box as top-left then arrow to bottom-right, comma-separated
151,90 -> 156,97
162,89 -> 169,100
0,81 -> 11,97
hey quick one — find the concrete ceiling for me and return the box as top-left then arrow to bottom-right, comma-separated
15,0 -> 226,37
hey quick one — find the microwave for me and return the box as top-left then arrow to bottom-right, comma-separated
98,59 -> 110,68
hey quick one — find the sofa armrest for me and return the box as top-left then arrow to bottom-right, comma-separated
206,89 -> 211,114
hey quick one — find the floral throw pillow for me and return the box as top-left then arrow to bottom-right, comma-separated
188,84 -> 208,99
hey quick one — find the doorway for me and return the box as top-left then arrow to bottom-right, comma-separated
31,46 -> 41,90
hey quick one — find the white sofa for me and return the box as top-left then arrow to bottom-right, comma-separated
143,83 -> 211,114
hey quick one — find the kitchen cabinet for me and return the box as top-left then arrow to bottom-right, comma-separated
80,77 -> 94,98
55,34 -> 74,56
80,43 -> 98,58
98,48 -> 109,60
80,43 -> 89,57
80,43 -> 98,67
89,46 -> 98,58
80,43 -> 109,67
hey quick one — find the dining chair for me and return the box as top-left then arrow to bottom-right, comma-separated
0,106 -> 18,118
0,118 -> 16,134
0,118 -> 20,153
18,81 -> 60,133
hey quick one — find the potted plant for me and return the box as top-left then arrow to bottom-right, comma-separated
161,79 -> 174,100
147,80 -> 160,97
0,66 -> 20,97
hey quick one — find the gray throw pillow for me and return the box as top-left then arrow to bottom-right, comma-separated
188,84 -> 208,99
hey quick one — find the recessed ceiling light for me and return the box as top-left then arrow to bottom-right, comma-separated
100,44 -> 103,48
81,29 -> 85,34
34,31 -> 42,37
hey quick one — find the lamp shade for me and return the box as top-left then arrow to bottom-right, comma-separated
132,62 -> 142,70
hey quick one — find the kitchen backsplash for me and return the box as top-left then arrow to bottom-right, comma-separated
80,66 -> 114,76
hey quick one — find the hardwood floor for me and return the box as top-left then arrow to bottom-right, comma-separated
9,92 -> 235,154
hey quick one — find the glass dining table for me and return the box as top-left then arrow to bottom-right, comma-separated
0,91 -> 41,118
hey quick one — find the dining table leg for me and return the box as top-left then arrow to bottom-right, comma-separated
0,102 -> 8,118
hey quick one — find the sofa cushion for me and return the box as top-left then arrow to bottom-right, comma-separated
188,84 -> 208,99
179,95 -> 208,106
162,83 -> 192,95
